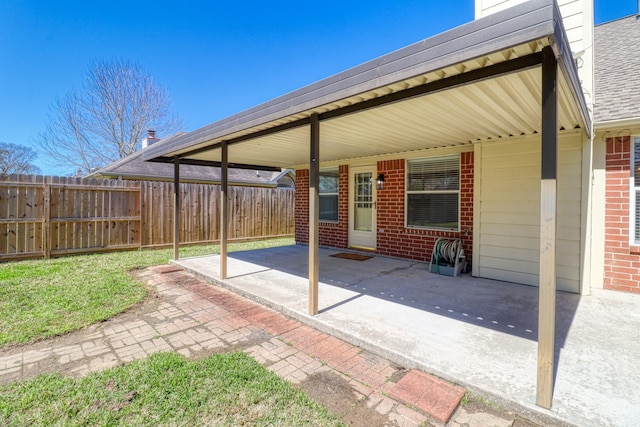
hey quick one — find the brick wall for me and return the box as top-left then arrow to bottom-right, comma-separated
460,151 -> 474,259
295,166 -> 349,248
376,152 -> 474,263
604,136 -> 640,293
295,169 -> 309,244
295,153 -> 474,265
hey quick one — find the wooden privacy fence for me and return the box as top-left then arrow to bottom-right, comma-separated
0,174 -> 295,261
0,175 -> 140,260
140,181 -> 295,249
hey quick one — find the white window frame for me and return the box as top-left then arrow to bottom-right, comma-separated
405,155 -> 460,231
632,137 -> 640,245
319,167 -> 339,223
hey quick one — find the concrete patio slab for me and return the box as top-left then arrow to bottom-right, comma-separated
174,244 -> 640,427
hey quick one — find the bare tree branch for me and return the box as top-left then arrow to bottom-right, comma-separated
0,142 -> 41,175
35,58 -> 183,174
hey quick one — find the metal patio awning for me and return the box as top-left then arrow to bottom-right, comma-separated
142,0 -> 590,170
143,0 -> 591,411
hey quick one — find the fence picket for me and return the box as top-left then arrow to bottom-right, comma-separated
0,175 -> 294,260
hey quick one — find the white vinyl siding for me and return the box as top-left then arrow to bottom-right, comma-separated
475,0 -> 593,109
476,0 -> 585,50
406,156 -> 460,231
476,134 -> 582,293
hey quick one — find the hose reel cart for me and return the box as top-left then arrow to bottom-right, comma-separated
429,238 -> 466,277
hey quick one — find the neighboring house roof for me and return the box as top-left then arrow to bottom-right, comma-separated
594,15 -> 640,124
88,135 -> 294,187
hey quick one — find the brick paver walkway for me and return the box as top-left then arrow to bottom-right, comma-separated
0,265 -> 517,426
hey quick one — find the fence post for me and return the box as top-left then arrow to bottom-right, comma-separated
43,177 -> 51,259
136,181 -> 144,249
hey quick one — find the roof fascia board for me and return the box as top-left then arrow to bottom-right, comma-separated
90,151 -> 143,175
318,52 -> 543,121
547,1 -> 592,136
270,168 -> 295,184
143,0 -> 561,163
89,173 -> 276,187
174,116 -> 311,159
147,157 -> 282,172
90,132 -> 186,175
170,52 -> 543,162
595,117 -> 640,131
594,118 -> 640,140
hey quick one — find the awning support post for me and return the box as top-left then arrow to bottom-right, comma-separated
537,45 -> 558,410
309,114 -> 320,315
173,157 -> 180,260
221,141 -> 229,280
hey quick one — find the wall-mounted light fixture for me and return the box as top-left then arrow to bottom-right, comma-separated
376,173 -> 385,190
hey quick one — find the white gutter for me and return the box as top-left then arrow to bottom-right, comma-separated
594,117 -> 640,139
594,116 -> 640,131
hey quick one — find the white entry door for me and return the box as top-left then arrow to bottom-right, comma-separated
348,166 -> 377,250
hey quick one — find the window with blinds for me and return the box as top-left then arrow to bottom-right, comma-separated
406,155 -> 460,230
634,138 -> 640,244
319,168 -> 339,221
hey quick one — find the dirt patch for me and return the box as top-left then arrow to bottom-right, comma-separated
388,366 -> 408,383
461,395 -> 510,418
513,417 -> 543,427
227,328 -> 273,352
298,371 -> 392,427
189,327 -> 273,360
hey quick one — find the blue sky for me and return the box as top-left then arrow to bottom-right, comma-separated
0,0 -> 636,175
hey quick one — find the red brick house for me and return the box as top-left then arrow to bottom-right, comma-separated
294,155 -> 475,266
594,15 -> 640,294
143,0 -> 594,300
289,1 -> 640,296
141,0 -> 640,300
140,0 -> 640,409
141,0 -> 640,407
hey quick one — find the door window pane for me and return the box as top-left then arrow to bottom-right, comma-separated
354,172 -> 372,231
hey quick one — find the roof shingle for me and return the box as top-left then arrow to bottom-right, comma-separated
88,136 -> 291,187
594,15 -> 640,123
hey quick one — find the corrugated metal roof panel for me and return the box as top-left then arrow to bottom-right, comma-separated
142,0 -> 589,167
179,66 -> 585,170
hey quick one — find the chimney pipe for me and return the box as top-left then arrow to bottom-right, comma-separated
142,129 -> 160,149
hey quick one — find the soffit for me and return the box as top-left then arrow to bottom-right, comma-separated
179,63 -> 583,169
162,42 -> 546,161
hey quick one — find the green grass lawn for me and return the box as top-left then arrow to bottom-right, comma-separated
0,351 -> 343,426
0,238 -> 294,348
